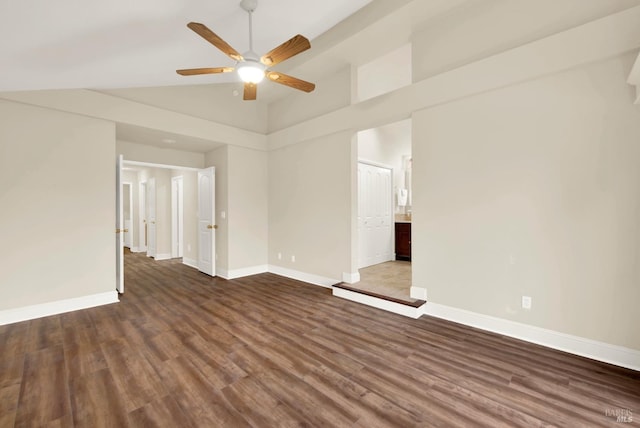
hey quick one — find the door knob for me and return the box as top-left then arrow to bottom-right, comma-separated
207,224 -> 218,229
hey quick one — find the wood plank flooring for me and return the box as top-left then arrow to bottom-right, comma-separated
1,250 -> 639,427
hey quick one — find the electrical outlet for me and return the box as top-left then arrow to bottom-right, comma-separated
291,255 -> 295,263
277,252 -> 282,260
187,244 -> 191,252
221,211 -> 226,219
522,296 -> 532,310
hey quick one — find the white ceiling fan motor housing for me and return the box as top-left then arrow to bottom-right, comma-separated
240,0 -> 258,12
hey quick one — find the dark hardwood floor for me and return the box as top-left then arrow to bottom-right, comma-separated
1,250 -> 639,427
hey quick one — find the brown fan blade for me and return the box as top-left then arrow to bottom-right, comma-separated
266,72 -> 315,93
176,67 -> 235,76
187,22 -> 243,62
261,35 -> 310,67
244,82 -> 257,100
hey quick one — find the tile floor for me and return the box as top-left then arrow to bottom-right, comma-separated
347,260 -> 417,302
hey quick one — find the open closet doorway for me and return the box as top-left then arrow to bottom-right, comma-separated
353,119 -> 414,301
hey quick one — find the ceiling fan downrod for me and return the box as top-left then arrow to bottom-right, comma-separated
240,0 -> 258,54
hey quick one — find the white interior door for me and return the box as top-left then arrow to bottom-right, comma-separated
147,177 -> 157,258
171,176 -> 184,258
198,168 -> 216,276
116,155 -> 124,293
358,162 -> 393,269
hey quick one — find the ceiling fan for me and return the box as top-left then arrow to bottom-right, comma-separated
177,0 -> 316,100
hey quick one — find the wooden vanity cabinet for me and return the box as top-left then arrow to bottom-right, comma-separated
395,222 -> 411,261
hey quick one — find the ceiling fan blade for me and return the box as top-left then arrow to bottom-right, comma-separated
266,72 -> 315,93
261,35 -> 310,66
176,67 -> 235,76
244,82 -> 257,100
187,22 -> 244,62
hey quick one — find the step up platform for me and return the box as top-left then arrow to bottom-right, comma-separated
332,283 -> 426,319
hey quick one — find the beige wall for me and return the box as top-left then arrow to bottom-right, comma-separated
411,0 -> 640,81
0,99 -> 115,310
357,43 -> 412,102
103,84 -> 269,134
268,67 -> 352,133
412,53 -> 640,350
117,140 -> 204,169
268,131 -> 354,280
228,146 -> 268,271
205,145 -> 269,274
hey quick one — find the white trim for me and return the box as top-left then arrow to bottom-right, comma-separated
358,158 -> 394,170
227,265 -> 269,280
130,246 -> 143,253
332,287 -> 423,319
268,265 -> 338,288
410,286 -> 427,300
0,291 -> 119,326
171,175 -> 184,259
122,181 -> 134,250
123,160 -> 202,172
183,257 -> 198,269
627,51 -> 640,104
216,267 -> 229,279
423,302 -> 640,372
138,180 -> 147,255
154,253 -> 172,261
342,272 -> 361,284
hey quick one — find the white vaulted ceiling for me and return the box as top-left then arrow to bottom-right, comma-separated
0,0 -> 372,92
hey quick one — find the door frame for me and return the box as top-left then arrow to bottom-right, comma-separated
122,181 -> 134,249
116,155 -> 124,293
171,175 -> 184,258
146,177 -> 157,258
139,181 -> 147,252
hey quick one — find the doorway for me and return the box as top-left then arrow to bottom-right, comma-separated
353,119 -> 413,301
116,159 -> 216,293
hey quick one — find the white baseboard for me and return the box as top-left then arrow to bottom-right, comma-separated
342,272 -> 361,284
227,265 -> 269,280
216,267 -> 229,279
182,257 -> 198,269
154,253 -> 172,261
423,302 -> 640,372
0,291 -> 119,326
410,286 -> 427,300
333,287 -> 423,319
129,246 -> 141,253
268,265 -> 339,288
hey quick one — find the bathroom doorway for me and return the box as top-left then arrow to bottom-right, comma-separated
354,119 -> 413,301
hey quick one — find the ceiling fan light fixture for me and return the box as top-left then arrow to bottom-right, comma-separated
237,60 -> 265,84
